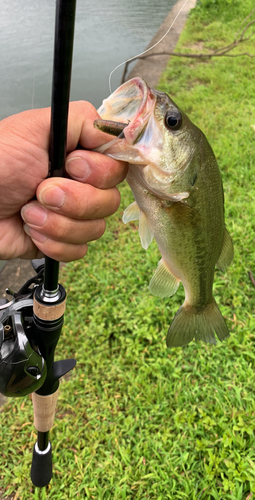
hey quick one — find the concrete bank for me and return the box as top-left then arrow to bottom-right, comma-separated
126,0 -> 197,87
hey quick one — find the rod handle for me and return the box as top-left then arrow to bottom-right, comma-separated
32,389 -> 59,432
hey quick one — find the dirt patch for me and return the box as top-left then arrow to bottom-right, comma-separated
186,41 -> 205,51
0,259 -> 35,300
0,490 -> 15,500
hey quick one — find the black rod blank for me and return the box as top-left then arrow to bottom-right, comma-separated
44,0 -> 77,292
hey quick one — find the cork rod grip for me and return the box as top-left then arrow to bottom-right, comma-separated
32,388 -> 60,432
33,297 -> 66,321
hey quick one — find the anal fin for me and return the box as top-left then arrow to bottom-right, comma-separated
149,258 -> 179,298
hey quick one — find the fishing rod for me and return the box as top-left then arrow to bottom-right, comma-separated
30,0 -> 77,487
0,0 -> 77,489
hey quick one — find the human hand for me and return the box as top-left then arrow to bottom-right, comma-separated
0,101 -> 127,262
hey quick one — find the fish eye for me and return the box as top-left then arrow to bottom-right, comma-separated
164,110 -> 182,131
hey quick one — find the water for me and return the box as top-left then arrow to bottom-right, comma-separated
0,0 -> 176,119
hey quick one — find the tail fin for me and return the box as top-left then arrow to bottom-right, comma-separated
166,299 -> 229,348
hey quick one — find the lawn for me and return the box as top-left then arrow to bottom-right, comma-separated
1,0 -> 255,498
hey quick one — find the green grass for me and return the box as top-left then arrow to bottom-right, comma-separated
1,0 -> 255,498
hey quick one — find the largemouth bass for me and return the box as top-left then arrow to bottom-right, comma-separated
95,77 -> 234,347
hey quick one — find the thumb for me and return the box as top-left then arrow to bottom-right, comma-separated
66,101 -> 114,152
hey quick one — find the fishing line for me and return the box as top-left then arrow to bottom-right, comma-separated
108,0 -> 190,93
28,9 -> 38,112
31,53 -> 36,111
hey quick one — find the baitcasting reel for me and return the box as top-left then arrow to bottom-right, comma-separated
0,259 -> 47,397
0,254 -> 76,487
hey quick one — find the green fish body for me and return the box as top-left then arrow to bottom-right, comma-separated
96,77 -> 233,347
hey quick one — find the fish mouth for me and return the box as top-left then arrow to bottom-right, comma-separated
95,77 -> 156,145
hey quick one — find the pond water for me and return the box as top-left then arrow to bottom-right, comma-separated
0,0 -> 177,118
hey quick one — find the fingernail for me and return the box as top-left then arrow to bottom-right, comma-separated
66,156 -> 91,181
21,204 -> 47,227
23,224 -> 47,243
38,186 -> 65,208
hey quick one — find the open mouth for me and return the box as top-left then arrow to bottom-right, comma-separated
95,77 -> 156,145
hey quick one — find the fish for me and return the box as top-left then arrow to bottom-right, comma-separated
94,77 -> 234,348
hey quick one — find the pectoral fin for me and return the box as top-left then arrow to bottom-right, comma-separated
216,227 -> 234,272
139,210 -> 153,249
149,258 -> 179,298
123,203 -> 153,250
122,201 -> 140,224
167,192 -> 189,202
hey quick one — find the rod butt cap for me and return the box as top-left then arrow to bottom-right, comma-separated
30,442 -> 52,487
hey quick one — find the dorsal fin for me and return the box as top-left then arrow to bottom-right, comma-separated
216,227 -> 234,272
